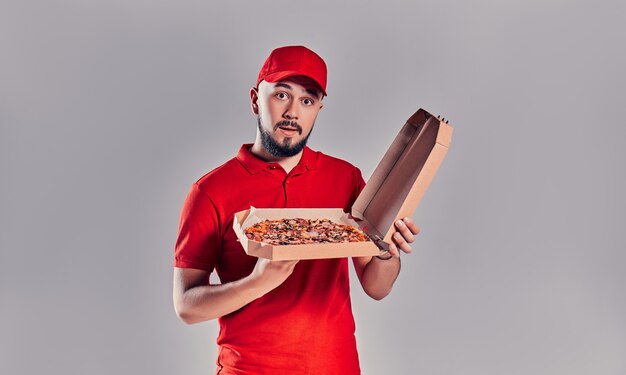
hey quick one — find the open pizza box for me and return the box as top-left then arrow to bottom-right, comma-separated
233,108 -> 453,260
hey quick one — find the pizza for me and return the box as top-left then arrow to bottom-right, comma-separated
244,218 -> 370,245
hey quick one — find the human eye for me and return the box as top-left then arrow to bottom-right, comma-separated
275,92 -> 289,100
302,97 -> 315,106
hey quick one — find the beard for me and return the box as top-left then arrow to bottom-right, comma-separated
257,117 -> 313,157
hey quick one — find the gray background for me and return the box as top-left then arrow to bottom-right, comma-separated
1,0 -> 625,374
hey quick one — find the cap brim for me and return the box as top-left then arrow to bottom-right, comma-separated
263,71 -> 327,97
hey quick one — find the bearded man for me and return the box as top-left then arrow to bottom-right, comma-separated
173,45 -> 419,374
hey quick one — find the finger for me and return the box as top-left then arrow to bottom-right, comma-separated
387,243 -> 400,258
402,217 -> 420,235
394,219 -> 415,243
271,259 -> 297,264
393,231 -> 413,254
271,259 -> 299,270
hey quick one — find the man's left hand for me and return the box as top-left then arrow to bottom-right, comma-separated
387,217 -> 420,258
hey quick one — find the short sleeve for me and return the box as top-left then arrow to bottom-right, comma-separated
174,183 -> 222,272
349,166 -> 367,209
355,167 -> 366,196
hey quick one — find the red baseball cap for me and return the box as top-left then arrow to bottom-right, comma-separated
256,45 -> 327,96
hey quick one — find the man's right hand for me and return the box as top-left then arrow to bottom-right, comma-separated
173,258 -> 298,324
249,258 -> 299,294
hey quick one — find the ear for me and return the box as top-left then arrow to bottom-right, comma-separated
250,87 -> 259,115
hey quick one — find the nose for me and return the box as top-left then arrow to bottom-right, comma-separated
283,99 -> 299,120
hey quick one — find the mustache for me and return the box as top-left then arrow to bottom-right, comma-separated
274,120 -> 303,134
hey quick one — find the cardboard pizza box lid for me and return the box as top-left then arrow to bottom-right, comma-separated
351,108 -> 453,251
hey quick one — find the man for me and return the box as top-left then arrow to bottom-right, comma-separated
173,45 -> 419,374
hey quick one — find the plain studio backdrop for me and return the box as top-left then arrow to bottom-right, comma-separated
1,1 -> 625,374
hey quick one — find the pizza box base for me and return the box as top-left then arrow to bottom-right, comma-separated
233,207 -> 381,260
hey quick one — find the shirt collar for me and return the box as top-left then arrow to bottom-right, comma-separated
236,143 -> 319,175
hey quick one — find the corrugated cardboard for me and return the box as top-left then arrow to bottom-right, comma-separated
233,108 -> 453,260
351,108 -> 453,249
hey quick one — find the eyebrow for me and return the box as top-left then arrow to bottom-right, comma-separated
274,82 -> 321,99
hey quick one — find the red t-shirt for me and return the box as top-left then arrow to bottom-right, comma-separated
175,144 -> 366,374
